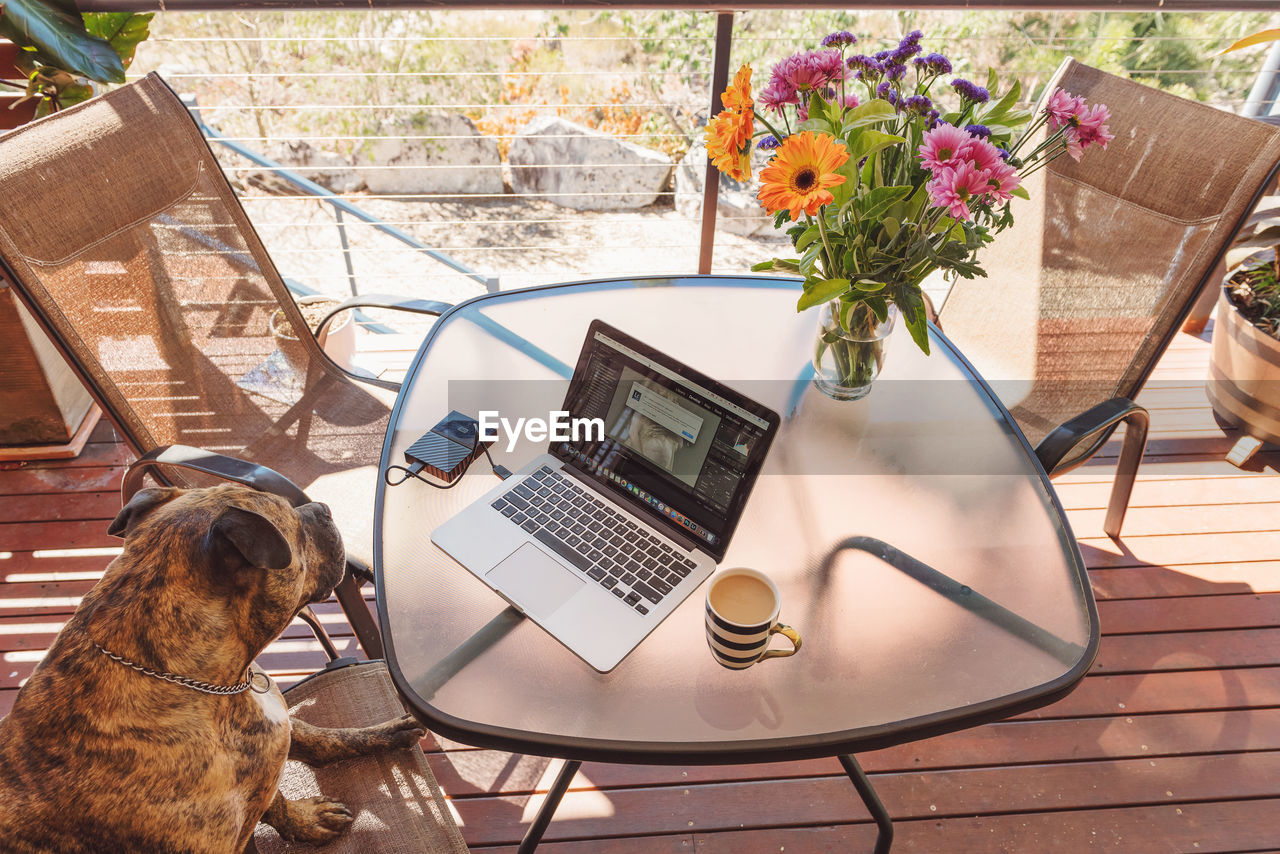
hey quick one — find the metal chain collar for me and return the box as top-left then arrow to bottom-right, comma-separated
94,643 -> 271,696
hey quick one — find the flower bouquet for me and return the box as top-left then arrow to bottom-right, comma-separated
706,29 -> 1113,398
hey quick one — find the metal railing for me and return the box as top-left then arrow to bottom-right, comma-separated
96,5 -> 1280,305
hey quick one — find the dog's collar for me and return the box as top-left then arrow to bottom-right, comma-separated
93,643 -> 272,696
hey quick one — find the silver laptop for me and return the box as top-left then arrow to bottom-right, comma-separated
431,320 -> 780,672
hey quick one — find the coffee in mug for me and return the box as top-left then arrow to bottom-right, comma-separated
705,568 -> 801,670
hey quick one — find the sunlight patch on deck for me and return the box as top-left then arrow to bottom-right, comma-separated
31,547 -> 123,559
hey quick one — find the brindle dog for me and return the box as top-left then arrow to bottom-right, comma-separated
0,484 -> 426,853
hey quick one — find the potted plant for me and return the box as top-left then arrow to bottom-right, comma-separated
270,296 -> 357,372
1207,242 -> 1280,466
1204,26 -> 1280,466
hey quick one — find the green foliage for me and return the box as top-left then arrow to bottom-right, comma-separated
0,0 -> 152,116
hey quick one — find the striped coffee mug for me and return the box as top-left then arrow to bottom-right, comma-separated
705,568 -> 801,670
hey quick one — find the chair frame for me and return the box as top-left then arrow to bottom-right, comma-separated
938,61 -> 1280,539
0,77 -> 456,659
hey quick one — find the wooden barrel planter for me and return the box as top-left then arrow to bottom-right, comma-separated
1206,282 -> 1280,466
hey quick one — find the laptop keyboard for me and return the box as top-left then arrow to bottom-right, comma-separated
491,465 -> 697,616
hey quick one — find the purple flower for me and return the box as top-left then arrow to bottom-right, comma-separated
951,78 -> 991,104
876,83 -> 900,108
996,146 -> 1011,161
903,94 -> 933,114
964,124 -> 991,138
926,109 -> 941,130
884,63 -> 907,82
757,135 -> 781,150
913,52 -> 952,75
874,50 -> 893,62
821,31 -> 857,49
846,54 -> 883,80
892,32 -> 924,62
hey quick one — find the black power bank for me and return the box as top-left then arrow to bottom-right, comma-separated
403,411 -> 493,483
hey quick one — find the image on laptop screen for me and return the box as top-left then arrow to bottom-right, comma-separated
552,321 -> 778,562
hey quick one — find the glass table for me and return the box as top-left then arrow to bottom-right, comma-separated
374,276 -> 1098,853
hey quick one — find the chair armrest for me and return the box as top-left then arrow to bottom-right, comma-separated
1034,397 -> 1148,476
122,445 -> 311,507
315,293 -> 453,338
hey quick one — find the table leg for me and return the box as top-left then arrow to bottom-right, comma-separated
839,754 -> 893,854
517,759 -> 581,854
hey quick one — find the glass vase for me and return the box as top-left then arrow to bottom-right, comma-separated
812,299 -> 898,401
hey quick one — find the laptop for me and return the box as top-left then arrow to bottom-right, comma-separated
431,320 -> 780,672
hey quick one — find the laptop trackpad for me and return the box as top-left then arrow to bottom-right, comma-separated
487,543 -> 584,619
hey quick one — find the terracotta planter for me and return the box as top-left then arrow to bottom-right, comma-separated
1206,285 -> 1280,460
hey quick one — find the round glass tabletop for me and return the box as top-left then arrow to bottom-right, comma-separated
375,276 -> 1097,763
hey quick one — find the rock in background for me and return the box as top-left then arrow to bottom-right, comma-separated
365,114 -> 504,197
675,141 -> 777,237
508,117 -> 672,211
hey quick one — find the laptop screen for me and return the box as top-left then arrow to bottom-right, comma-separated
552,320 -> 779,562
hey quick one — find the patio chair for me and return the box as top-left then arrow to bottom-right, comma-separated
0,73 -> 451,658
937,58 -> 1280,537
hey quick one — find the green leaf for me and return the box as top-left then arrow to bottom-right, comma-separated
986,67 -> 999,93
0,0 -> 125,83
894,286 -> 931,354
84,12 -> 153,70
983,78 -> 1021,122
797,277 -> 851,311
751,258 -> 801,273
841,98 -> 897,131
795,225 -> 821,252
857,185 -> 912,223
847,130 -> 907,166
1010,185 -> 1030,201
852,278 -> 885,292
904,311 -> 931,355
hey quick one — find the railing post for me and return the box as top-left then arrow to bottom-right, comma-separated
333,207 -> 359,296
699,11 -> 734,275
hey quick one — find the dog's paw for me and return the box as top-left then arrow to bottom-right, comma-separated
280,796 -> 354,844
365,714 -> 428,753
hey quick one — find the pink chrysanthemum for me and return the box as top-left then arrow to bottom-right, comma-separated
927,161 -> 990,221
917,124 -> 973,172
967,136 -> 1004,173
767,49 -> 848,99
1065,103 -> 1114,161
1045,88 -> 1086,131
981,161 -> 1021,203
758,77 -> 798,113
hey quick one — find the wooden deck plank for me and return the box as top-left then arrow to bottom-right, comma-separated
3,329 -> 1280,852
447,752 -> 1280,847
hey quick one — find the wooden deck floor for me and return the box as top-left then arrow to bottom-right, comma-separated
3,327 -> 1279,853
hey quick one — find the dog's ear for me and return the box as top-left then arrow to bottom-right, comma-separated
108,487 -> 182,538
205,506 -> 294,571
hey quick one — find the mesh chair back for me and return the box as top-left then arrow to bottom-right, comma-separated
0,74 -> 394,541
939,59 -> 1280,446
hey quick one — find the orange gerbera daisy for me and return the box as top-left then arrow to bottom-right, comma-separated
757,131 -> 849,221
721,64 -> 752,114
704,109 -> 753,181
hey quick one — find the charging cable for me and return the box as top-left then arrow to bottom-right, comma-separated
384,436 -> 511,488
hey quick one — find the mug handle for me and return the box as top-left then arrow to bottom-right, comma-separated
760,623 -> 802,660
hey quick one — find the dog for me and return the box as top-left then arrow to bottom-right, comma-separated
0,484 -> 426,853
